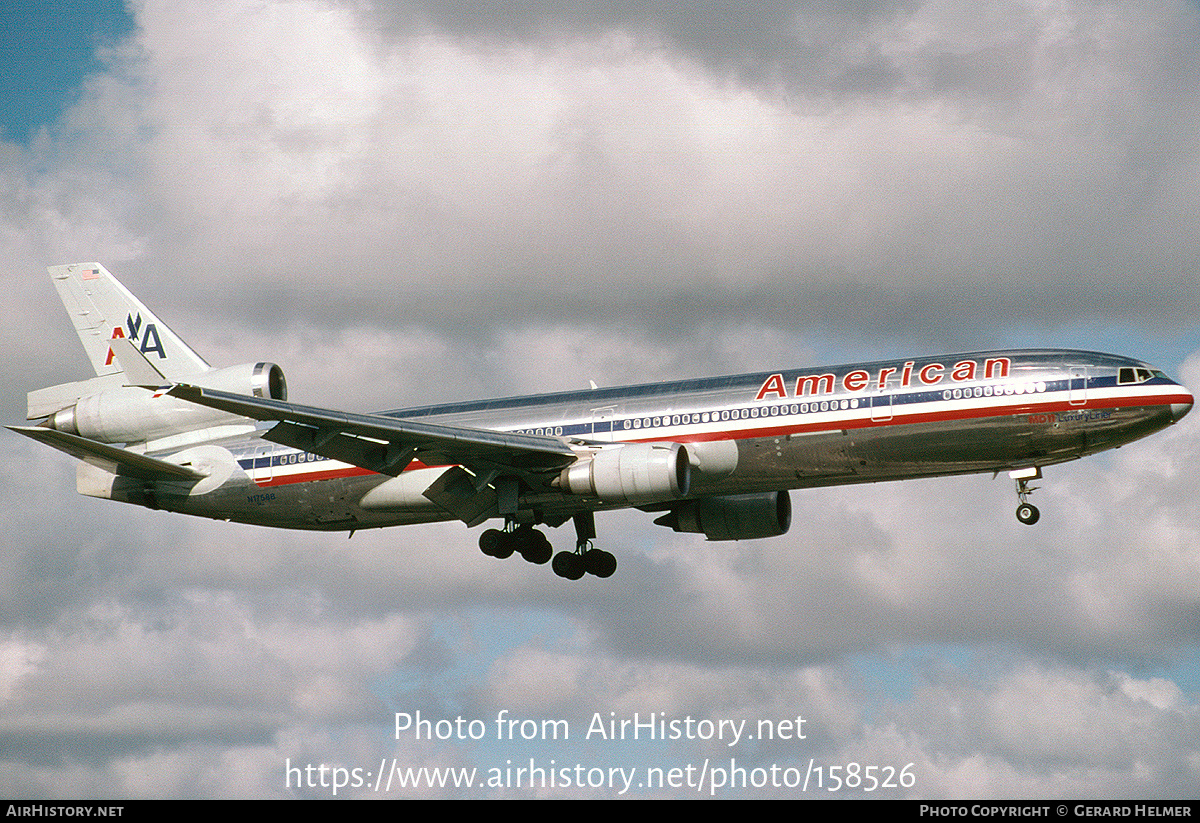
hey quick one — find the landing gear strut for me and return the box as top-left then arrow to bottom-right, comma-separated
1010,467 -> 1042,525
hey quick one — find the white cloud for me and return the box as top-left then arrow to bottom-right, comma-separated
5,0 -> 1191,338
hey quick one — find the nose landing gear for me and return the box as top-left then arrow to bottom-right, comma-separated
1010,467 -> 1042,525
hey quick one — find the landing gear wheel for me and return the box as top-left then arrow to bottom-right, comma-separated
1016,503 -> 1040,525
551,551 -> 585,580
516,529 -> 553,565
479,529 -> 506,557
583,548 -> 617,578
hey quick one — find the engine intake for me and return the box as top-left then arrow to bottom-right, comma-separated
558,442 -> 690,503
47,362 -> 287,443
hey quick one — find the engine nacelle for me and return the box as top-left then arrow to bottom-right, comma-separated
558,442 -> 690,503
654,491 -> 791,541
47,362 -> 287,444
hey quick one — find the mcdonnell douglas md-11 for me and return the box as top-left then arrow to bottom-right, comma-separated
11,263 -> 1194,580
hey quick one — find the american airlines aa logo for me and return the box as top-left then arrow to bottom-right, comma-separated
104,312 -> 166,366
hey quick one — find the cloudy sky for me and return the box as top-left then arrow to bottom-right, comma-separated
3,0 -> 1199,798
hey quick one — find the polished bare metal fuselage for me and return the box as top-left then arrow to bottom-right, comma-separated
151,348 -> 1191,531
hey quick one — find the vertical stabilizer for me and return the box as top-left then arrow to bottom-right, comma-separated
48,263 -> 210,379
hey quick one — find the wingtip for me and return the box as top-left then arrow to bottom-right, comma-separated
47,262 -> 106,279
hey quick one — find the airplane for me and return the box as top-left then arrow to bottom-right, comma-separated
10,263 -> 1195,580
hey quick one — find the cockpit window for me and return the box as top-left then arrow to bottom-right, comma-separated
1118,367 -> 1156,384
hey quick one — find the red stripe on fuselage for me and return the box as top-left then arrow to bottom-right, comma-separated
250,458 -> 444,487
252,465 -> 377,487
247,390 -> 1190,486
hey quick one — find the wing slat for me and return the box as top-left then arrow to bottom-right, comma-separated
168,384 -> 577,478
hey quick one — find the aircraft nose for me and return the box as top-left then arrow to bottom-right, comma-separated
1171,392 -> 1194,423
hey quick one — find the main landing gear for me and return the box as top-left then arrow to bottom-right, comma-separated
478,512 -> 616,580
478,524 -> 553,564
1010,467 -> 1042,526
551,544 -> 617,581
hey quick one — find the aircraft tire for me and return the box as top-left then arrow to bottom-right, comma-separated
1016,503 -> 1040,525
479,529 -> 505,557
515,529 -> 553,564
551,551 -> 585,580
513,532 -> 549,563
583,548 -> 617,578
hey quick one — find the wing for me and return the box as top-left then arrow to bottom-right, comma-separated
167,383 -> 578,484
168,384 -> 580,526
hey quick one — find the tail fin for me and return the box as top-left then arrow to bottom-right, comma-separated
49,263 -> 210,380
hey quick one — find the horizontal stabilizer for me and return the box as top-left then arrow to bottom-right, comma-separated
8,425 -> 206,481
27,373 -> 126,419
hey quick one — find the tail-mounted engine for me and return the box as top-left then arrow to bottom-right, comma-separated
556,442 -> 691,504
39,362 -> 287,444
654,491 -> 791,541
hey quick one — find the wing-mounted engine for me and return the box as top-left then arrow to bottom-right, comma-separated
654,491 -> 791,541
556,442 -> 691,504
37,362 -> 287,444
